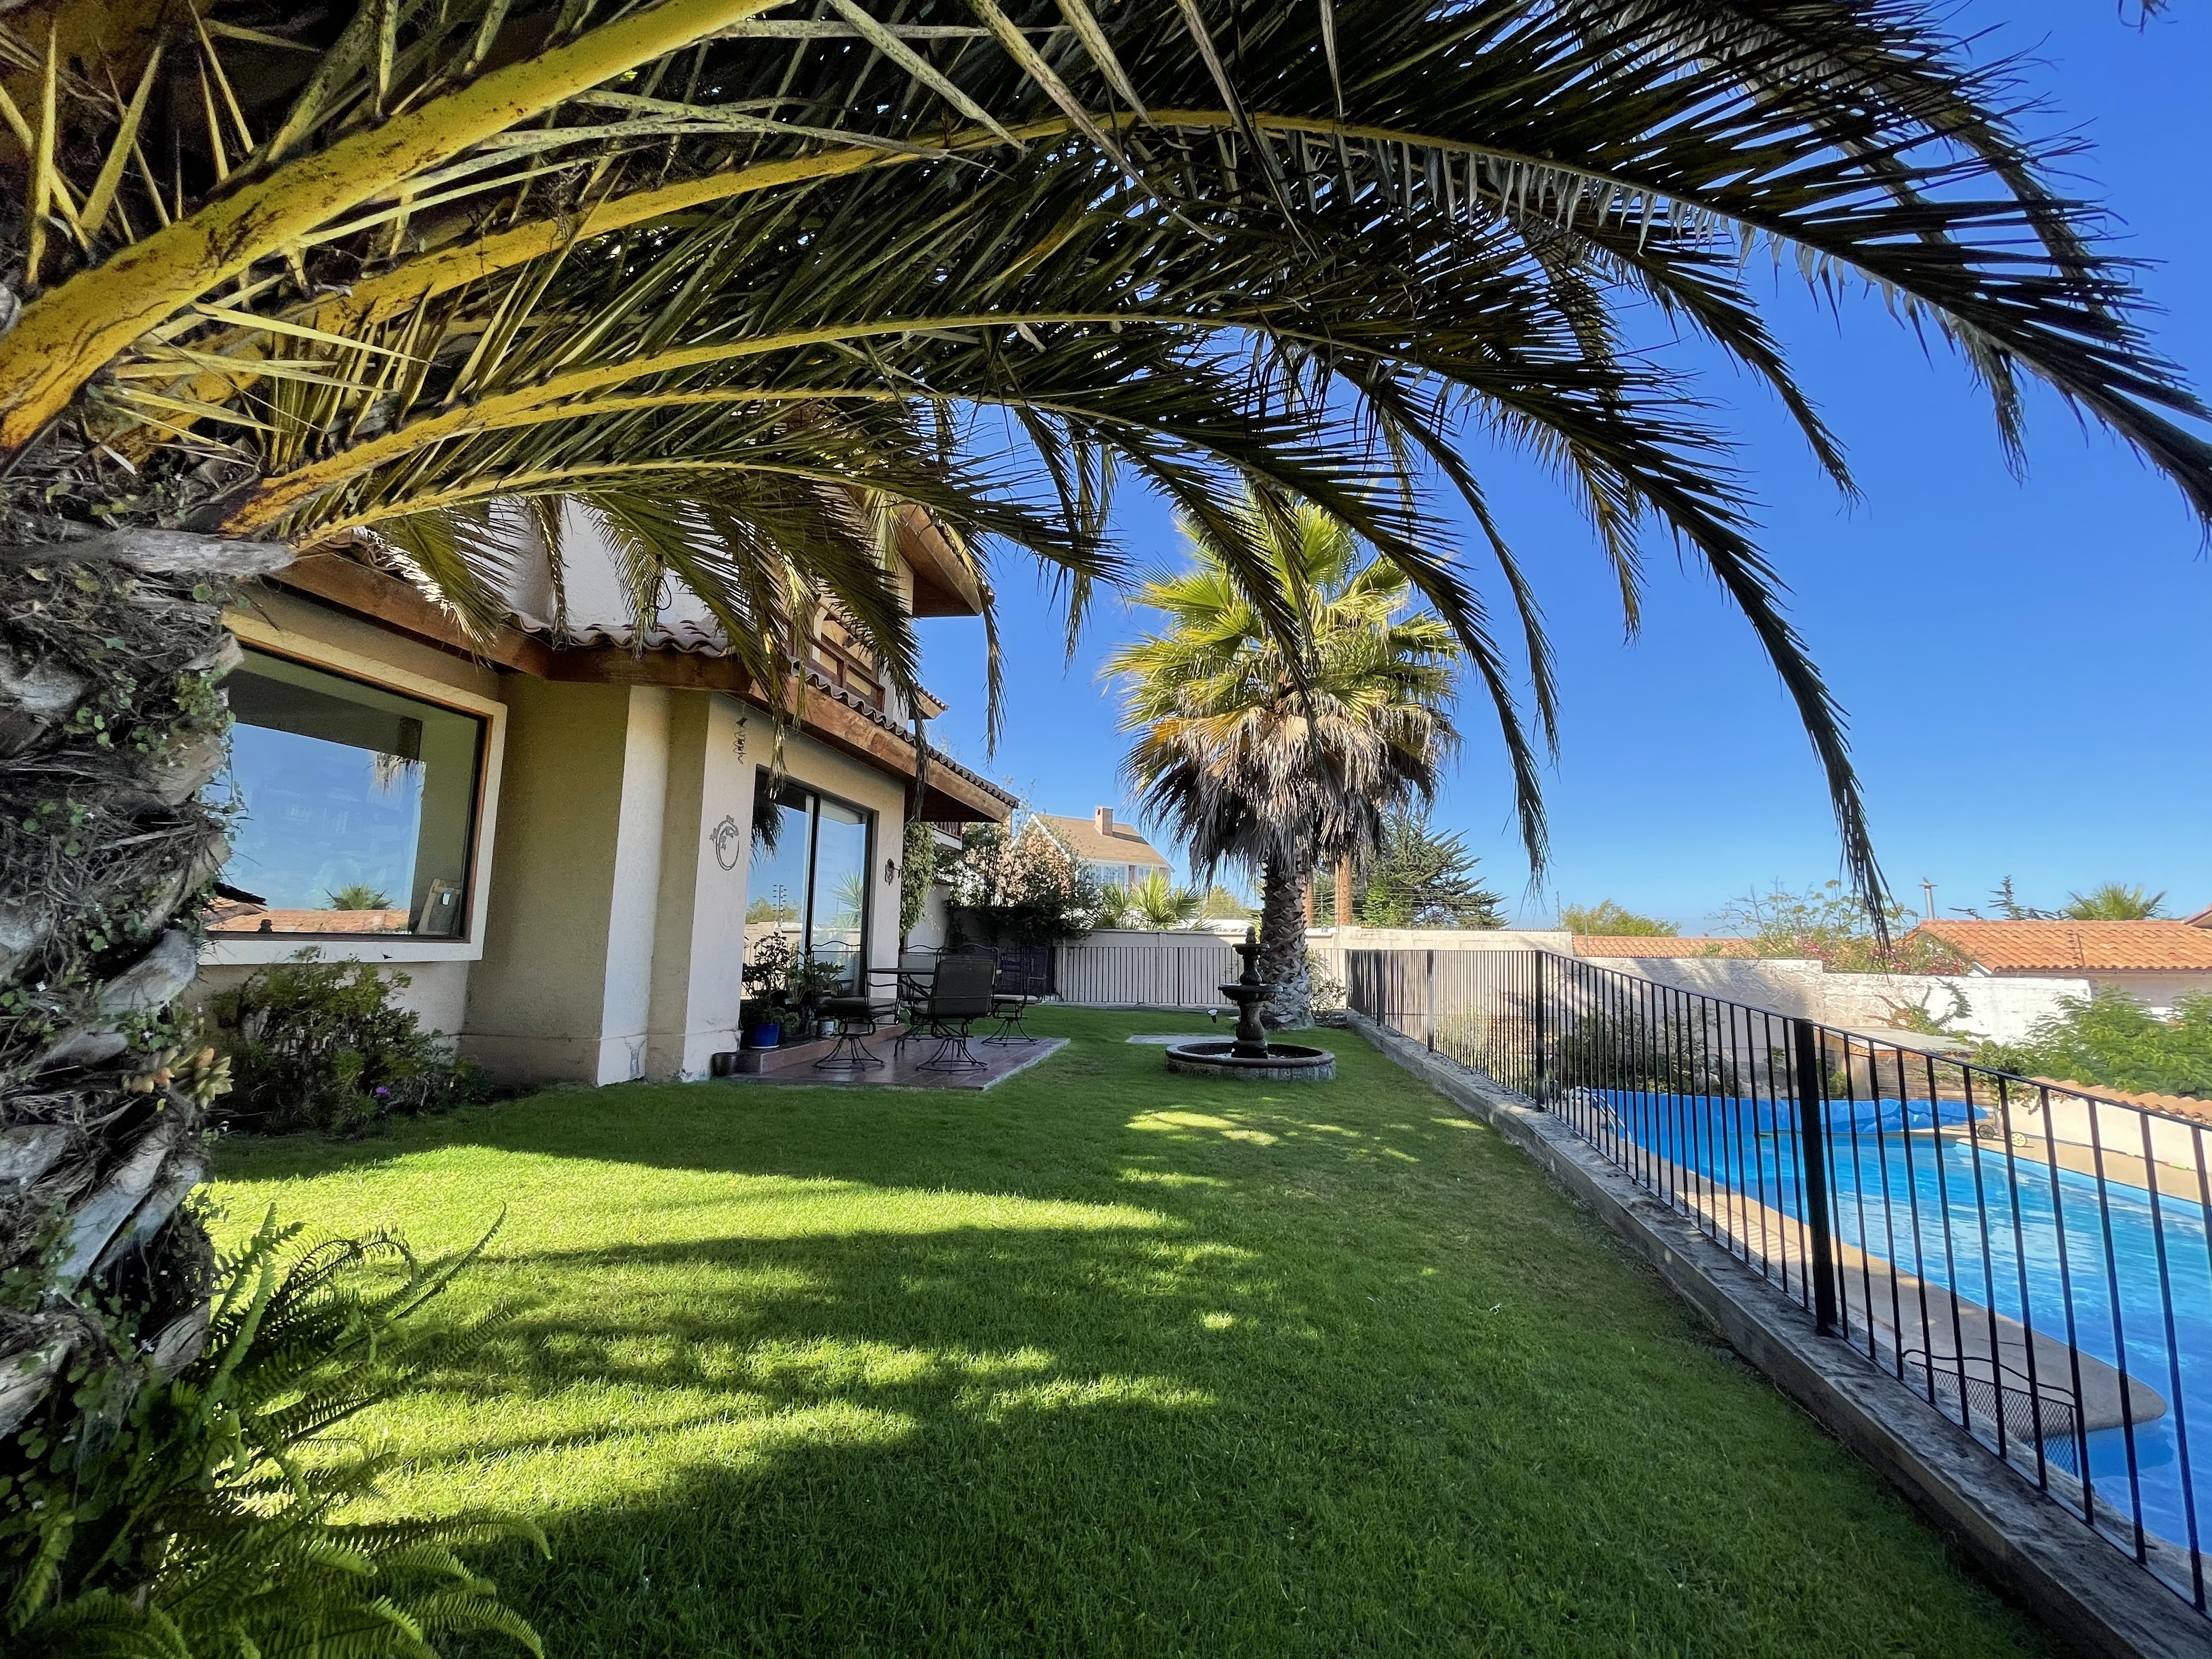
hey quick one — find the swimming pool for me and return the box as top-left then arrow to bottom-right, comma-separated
1578,1088 -> 2212,1566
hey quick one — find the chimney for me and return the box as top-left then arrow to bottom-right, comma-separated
1094,805 -> 1114,837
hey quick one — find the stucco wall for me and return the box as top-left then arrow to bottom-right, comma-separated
185,958 -> 472,1045
2078,971 -> 2212,1017
1596,956 -> 2090,1046
462,679 -> 636,1082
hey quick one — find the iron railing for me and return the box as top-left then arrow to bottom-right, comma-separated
1346,947 -> 2212,1613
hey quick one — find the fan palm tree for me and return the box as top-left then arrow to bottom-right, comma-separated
2064,884 -> 2169,921
1109,501 -> 1460,1024
3,0 -> 2211,1629
1126,869 -> 1201,930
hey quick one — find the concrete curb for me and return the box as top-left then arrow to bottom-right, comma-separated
1343,1009 -> 2210,1659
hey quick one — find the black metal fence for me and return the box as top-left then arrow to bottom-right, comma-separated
1346,947 -> 2212,1613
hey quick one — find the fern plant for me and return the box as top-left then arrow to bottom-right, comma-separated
4,1209 -> 543,1659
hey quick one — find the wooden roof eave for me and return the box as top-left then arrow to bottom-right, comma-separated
250,554 -> 1011,823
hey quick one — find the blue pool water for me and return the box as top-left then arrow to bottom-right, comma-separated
1581,1088 -> 2212,1560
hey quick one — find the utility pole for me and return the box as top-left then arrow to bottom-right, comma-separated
1920,877 -> 1936,921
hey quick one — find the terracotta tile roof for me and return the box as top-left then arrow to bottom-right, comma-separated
1032,811 -> 1172,868
1909,920 -> 2212,973
208,907 -> 410,935
1571,936 -> 1754,958
2187,904 -> 2212,929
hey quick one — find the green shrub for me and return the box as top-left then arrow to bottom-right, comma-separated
207,953 -> 491,1136
1976,989 -> 2212,1100
898,819 -> 939,940
4,1209 -> 542,1658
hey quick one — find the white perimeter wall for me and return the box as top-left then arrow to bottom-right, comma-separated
1058,927 -> 2095,1045
1057,928 -> 1579,1010
1591,957 -> 2090,1045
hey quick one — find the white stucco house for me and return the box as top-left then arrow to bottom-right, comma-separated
1907,919 -> 2212,1018
190,510 -> 1014,1087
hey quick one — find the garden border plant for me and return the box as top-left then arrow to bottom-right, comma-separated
206,951 -> 494,1138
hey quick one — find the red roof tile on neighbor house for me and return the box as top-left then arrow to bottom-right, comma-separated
2187,904 -> 2212,929
1909,920 -> 2212,973
1571,936 -> 1754,958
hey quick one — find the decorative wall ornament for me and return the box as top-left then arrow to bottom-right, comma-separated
710,815 -> 744,871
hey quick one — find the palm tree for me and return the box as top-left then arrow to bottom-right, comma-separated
2064,884 -> 2169,921
1126,870 -> 1202,930
3,0 -> 2211,1623
1109,502 -> 1460,1024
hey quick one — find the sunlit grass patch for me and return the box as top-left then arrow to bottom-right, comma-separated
210,1006 -> 2051,1658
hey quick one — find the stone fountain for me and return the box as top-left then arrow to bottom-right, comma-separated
1165,928 -> 1336,1082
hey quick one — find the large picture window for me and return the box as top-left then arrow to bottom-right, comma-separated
744,777 -> 873,988
210,651 -> 485,939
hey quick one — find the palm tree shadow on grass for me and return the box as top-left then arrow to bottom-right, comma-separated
222,1017 -> 2051,1657
395,1220 -> 2047,1659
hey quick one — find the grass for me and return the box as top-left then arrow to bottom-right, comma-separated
208,1007 -> 2051,1658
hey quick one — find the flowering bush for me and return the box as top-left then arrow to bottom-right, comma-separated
947,819 -> 1110,943
207,952 -> 491,1136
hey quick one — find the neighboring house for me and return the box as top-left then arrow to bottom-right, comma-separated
191,506 -> 1014,1087
1032,807 -> 1173,889
1906,919 -> 2212,1016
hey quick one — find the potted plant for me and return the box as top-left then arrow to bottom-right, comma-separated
741,935 -> 797,1047
787,955 -> 851,1040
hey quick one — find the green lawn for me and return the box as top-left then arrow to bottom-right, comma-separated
209,1007 -> 2050,1658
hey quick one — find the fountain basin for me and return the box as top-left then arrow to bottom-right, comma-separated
1165,1040 -> 1336,1083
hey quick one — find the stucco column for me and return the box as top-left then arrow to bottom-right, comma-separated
644,692 -> 757,1080
463,680 -> 672,1085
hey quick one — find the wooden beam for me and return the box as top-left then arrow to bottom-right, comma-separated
267,552 -> 553,674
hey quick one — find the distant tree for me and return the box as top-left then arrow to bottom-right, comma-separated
1559,901 -> 1677,937
1195,885 -> 1254,924
1979,876 -> 2049,919
2064,883 -> 2168,921
1359,811 -> 1505,929
1718,881 -> 1969,974
323,883 -> 396,911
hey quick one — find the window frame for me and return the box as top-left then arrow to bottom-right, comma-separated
747,773 -> 877,988
205,618 -> 508,966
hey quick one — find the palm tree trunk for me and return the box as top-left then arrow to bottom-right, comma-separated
0,532 -> 289,1472
1256,853 -> 1312,1030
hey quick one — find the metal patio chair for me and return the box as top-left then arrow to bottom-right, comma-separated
984,967 -> 1046,1043
901,952 -> 997,1071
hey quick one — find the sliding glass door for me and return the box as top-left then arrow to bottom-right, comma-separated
743,777 -> 874,990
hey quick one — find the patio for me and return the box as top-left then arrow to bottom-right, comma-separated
717,1031 -> 1067,1090
209,1007 -> 2050,1657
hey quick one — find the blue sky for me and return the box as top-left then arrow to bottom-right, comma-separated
916,1 -> 2210,930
